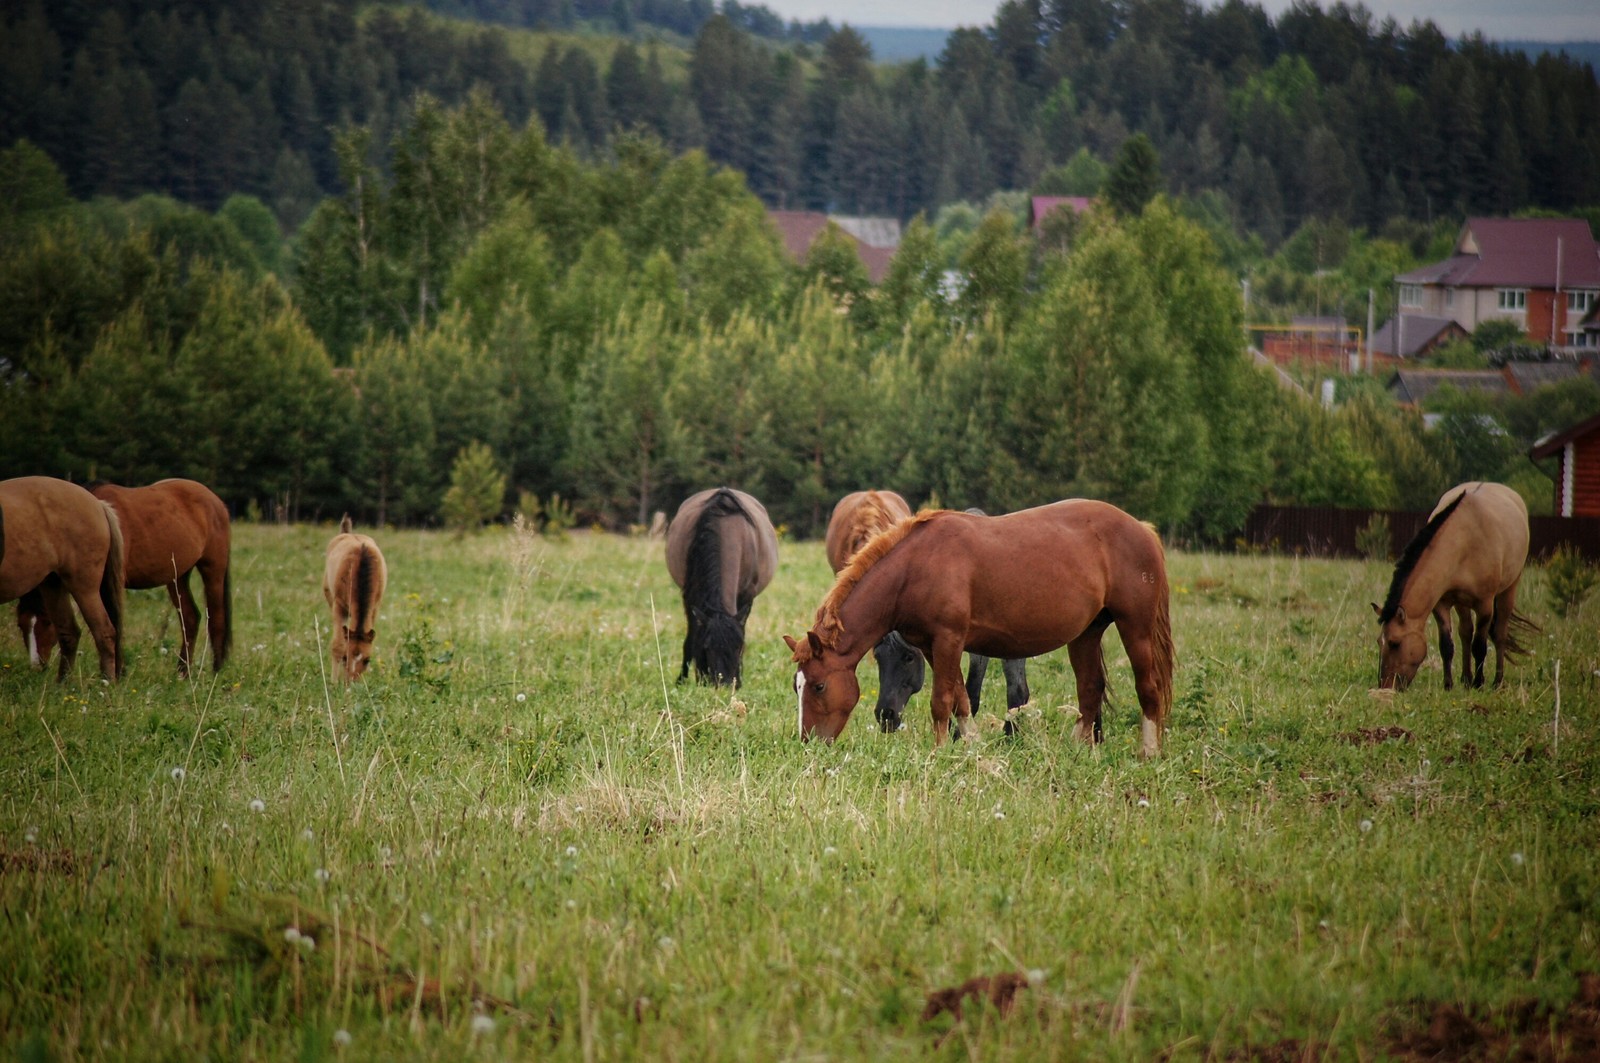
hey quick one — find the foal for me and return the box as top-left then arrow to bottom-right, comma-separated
323,516 -> 387,681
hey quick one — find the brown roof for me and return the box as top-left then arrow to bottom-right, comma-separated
1397,217 -> 1600,290
1371,315 -> 1467,358
1387,368 -> 1510,405
1504,360 -> 1582,394
1530,410 -> 1600,458
1029,196 -> 1093,230
765,210 -> 895,283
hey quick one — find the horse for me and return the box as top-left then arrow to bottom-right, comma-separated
324,515 -> 388,682
0,477 -> 125,681
1372,481 -> 1533,691
17,479 -> 231,677
785,500 -> 1174,756
826,490 -> 924,731
959,508 -> 1031,734
665,487 -> 779,687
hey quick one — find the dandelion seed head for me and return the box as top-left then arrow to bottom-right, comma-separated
421,912 -> 434,928
1511,851 -> 1525,866
283,926 -> 302,943
248,799 -> 265,813
170,767 -> 186,782
471,1015 -> 495,1036
565,845 -> 578,858
657,935 -> 676,952
1359,819 -> 1373,833
516,692 -> 527,703
301,829 -> 315,843
314,868 -> 331,883
332,1029 -> 352,1047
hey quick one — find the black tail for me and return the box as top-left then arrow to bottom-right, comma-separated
683,489 -> 752,681
352,548 -> 376,634
217,564 -> 233,669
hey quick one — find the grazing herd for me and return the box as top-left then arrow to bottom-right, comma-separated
0,474 -> 1536,750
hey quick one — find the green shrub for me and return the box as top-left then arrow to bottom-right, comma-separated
1544,544 -> 1597,618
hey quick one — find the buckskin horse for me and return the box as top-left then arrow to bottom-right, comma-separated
17,479 -> 231,676
1372,481 -> 1533,691
786,500 -> 1174,755
0,476 -> 125,680
825,490 -> 923,731
666,487 -> 779,687
324,515 -> 388,682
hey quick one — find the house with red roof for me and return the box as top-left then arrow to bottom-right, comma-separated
1029,196 -> 1093,233
1391,217 -> 1600,354
1530,410 -> 1600,517
766,210 -> 898,284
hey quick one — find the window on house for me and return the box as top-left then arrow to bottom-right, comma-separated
1565,329 -> 1592,349
1568,289 -> 1597,314
1444,289 -> 1454,308
1497,289 -> 1527,312
1399,284 -> 1421,307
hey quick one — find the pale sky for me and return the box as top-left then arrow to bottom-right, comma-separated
761,0 -> 1600,42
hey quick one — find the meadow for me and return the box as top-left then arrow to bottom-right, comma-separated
1,521 -> 1597,1061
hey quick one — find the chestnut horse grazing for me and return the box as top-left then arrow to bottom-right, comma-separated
324,515 -> 388,682
786,500 -> 1174,755
1372,481 -> 1532,691
17,479 -> 231,676
666,487 -> 779,687
826,490 -> 924,731
0,477 -> 125,680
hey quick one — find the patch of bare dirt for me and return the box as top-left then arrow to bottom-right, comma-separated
1339,726 -> 1414,745
1386,973 -> 1600,1061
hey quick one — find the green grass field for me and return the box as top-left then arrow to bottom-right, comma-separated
2,523 -> 1597,1060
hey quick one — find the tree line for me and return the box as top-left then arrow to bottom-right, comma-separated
3,0 -> 1596,245
4,101 -> 1594,538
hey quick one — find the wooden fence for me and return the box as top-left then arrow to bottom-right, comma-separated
1240,504 -> 1600,560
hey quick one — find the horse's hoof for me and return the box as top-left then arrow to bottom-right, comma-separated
1002,719 -> 1018,738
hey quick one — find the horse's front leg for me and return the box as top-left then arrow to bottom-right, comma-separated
929,636 -> 972,745
1067,632 -> 1108,746
1454,605 -> 1475,687
963,653 -> 990,718
1432,605 -> 1455,691
1469,600 -> 1492,688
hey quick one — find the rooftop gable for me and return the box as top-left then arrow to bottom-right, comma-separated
1400,217 -> 1600,290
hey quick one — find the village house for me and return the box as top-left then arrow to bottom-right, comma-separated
1530,410 -> 1600,517
1389,217 -> 1600,354
766,210 -> 899,283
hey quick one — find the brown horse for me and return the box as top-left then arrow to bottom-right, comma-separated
826,490 -> 926,731
0,477 -> 125,680
17,479 -> 231,676
324,515 -> 388,682
786,500 -> 1174,755
666,487 -> 779,687
1372,481 -> 1533,691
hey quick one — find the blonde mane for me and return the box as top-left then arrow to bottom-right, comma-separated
813,509 -> 946,648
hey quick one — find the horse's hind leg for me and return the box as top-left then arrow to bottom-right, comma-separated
166,572 -> 202,678
1454,605 -> 1475,688
1469,599 -> 1493,689
37,580 -> 81,680
199,557 -> 229,671
1432,605 -> 1456,691
1489,582 -> 1521,688
1002,658 -> 1030,710
1066,631 -> 1108,747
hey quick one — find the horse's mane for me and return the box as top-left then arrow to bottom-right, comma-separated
1379,490 -> 1468,624
845,492 -> 902,557
814,509 -> 946,648
685,489 -> 751,622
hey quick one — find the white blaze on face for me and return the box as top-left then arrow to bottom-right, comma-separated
794,670 -> 805,739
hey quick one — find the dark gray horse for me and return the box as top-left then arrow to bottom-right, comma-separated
665,487 -> 779,687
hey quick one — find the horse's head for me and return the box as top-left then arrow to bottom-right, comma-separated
692,610 -> 745,687
341,626 -> 378,680
871,631 -> 924,733
785,631 -> 862,741
1372,603 -> 1426,690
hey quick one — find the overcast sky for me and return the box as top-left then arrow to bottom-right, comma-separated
761,0 -> 1599,42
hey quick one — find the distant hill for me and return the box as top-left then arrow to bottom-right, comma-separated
1503,40 -> 1600,68
856,26 -> 949,63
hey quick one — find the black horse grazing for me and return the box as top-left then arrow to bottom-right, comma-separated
665,488 -> 779,687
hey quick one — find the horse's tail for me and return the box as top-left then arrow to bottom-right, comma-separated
100,502 -> 126,678
351,545 -> 378,636
1149,580 -> 1176,732
340,513 -> 354,535
685,490 -> 748,618
217,562 -> 233,669
1500,608 -> 1539,660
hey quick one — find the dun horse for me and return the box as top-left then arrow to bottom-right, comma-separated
786,500 -> 1174,755
324,515 -> 388,682
1372,481 -> 1533,691
826,490 -> 924,731
17,479 -> 231,676
666,487 -> 779,687
0,477 -> 125,680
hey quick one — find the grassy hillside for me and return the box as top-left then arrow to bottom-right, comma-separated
2,524 -> 1597,1059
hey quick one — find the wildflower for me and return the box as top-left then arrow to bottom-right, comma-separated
516,693 -> 527,703
170,767 -> 186,782
1027,968 -> 1046,985
24,828 -> 37,845
315,868 -> 331,883
283,927 -> 303,944
1359,819 -> 1373,833
1511,852 -> 1525,866
332,1029 -> 352,1047
301,829 -> 315,842
994,810 -> 1006,820
657,935 -> 676,953
471,1015 -> 495,1036
565,845 -> 578,858
1137,798 -> 1150,809
248,799 -> 265,814
823,846 -> 838,857
566,898 -> 577,910
421,912 -> 434,928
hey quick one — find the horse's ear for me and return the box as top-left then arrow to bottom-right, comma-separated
363,630 -> 376,642
1394,605 -> 1407,624
1370,602 -> 1381,618
340,513 -> 353,534
782,635 -> 799,653
807,631 -> 824,657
